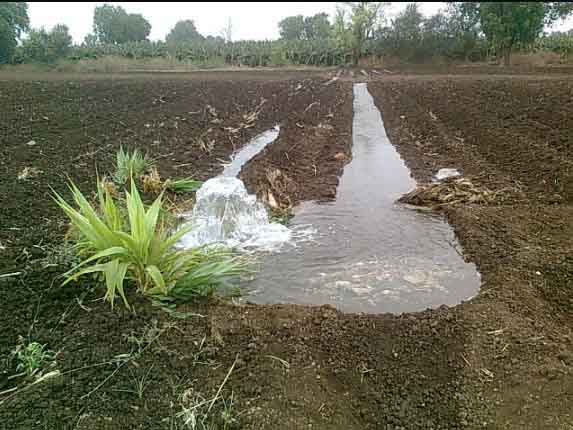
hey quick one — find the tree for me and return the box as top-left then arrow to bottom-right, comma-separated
279,15 -> 305,40
0,2 -> 29,63
220,18 -> 233,43
445,2 -> 482,60
49,24 -> 73,57
391,2 -> 424,53
123,14 -> 151,42
93,4 -> 151,44
83,33 -> 99,48
454,2 -> 573,65
166,20 -> 203,44
334,2 -> 386,64
304,13 -> 332,40
21,24 -> 73,63
333,8 -> 351,50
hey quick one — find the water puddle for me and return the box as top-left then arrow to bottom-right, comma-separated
245,83 -> 481,313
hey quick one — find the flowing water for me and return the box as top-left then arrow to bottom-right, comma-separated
245,83 -> 480,313
221,126 -> 280,178
179,125 -> 291,252
180,84 -> 480,314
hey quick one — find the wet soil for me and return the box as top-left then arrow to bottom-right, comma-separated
369,76 -> 573,429
0,71 -> 572,429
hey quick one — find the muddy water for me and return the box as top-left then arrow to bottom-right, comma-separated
246,83 -> 480,313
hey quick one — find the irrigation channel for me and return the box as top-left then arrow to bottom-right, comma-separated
181,83 -> 480,313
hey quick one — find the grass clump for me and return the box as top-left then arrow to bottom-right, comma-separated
269,207 -> 293,226
12,336 -> 54,378
114,147 -> 202,196
113,146 -> 154,185
164,177 -> 203,194
53,178 -> 247,309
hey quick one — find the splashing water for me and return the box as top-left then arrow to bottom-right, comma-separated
179,126 -> 292,252
179,177 -> 291,251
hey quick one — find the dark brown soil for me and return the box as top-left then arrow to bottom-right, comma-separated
0,70 -> 572,430
240,80 -> 353,207
369,75 -> 573,429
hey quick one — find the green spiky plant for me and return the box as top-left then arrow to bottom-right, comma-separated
164,177 -> 203,194
113,146 -> 154,185
53,178 -> 246,309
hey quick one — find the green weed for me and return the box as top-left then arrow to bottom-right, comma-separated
113,146 -> 154,185
53,178 -> 247,309
12,336 -> 54,378
164,177 -> 203,194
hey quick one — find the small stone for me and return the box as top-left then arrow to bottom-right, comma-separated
434,168 -> 461,181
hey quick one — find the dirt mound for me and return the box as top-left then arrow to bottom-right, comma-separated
399,177 -> 513,207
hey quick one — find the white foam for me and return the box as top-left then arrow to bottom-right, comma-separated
179,177 -> 291,252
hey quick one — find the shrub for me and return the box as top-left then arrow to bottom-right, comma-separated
53,178 -> 246,309
12,336 -> 54,377
164,177 -> 203,194
113,146 -> 153,185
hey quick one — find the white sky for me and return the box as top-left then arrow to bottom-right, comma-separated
28,2 -> 573,43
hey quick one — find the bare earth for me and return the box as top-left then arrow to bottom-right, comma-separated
0,69 -> 571,429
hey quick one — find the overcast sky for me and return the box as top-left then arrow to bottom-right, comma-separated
28,2 -> 573,43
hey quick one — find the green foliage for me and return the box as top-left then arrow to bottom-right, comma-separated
10,3 -> 573,68
12,336 -> 54,377
93,4 -> 151,44
334,2 -> 385,64
82,33 -> 99,48
20,24 -> 73,63
304,13 -> 332,40
0,2 -> 29,63
279,15 -> 305,40
164,177 -> 203,194
114,147 -> 154,185
53,178 -> 246,309
166,20 -> 204,45
64,37 -> 347,67
333,8 -> 352,56
544,2 -> 573,23
454,2 -> 573,65
279,13 -> 332,41
536,30 -> 573,57
386,3 -> 424,61
479,2 -> 545,64
372,4 -> 488,63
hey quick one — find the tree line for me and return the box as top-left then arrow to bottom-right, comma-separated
1,2 -> 573,67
